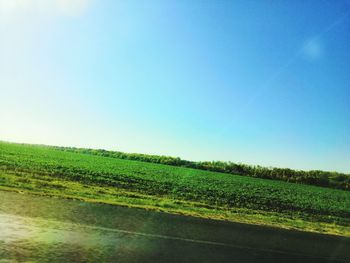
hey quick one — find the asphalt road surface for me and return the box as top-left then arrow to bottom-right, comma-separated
0,190 -> 349,263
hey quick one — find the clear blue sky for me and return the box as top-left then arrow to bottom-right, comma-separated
0,1 -> 349,172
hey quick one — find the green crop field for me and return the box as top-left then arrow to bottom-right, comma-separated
51,146 -> 350,191
1,141 -> 349,236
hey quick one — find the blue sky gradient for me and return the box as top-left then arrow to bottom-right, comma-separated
0,1 -> 349,172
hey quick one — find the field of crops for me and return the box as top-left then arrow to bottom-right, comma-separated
52,146 -> 350,190
1,141 -> 349,221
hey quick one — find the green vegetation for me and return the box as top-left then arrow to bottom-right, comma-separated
51,145 -> 350,190
1,141 -> 349,236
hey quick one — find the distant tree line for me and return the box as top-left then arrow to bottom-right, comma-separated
53,146 -> 350,191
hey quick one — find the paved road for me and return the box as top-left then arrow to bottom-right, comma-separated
0,190 -> 349,263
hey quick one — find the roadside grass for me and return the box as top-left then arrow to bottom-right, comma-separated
1,170 -> 349,237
